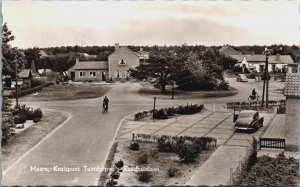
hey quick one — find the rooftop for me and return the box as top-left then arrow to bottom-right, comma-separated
219,45 -> 242,56
230,54 -> 294,64
18,69 -> 32,78
73,61 -> 108,70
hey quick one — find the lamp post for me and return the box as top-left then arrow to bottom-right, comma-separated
261,48 -> 271,108
171,80 -> 174,99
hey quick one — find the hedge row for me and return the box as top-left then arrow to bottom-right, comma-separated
226,100 -> 286,108
10,82 -> 54,98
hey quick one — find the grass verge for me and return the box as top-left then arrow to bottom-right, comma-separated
20,83 -> 111,101
1,110 -> 68,171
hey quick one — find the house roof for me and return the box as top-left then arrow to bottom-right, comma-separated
73,61 -> 108,70
18,69 -> 32,78
109,46 -> 139,57
284,73 -> 300,97
230,54 -> 294,64
219,45 -> 242,56
39,50 -> 48,57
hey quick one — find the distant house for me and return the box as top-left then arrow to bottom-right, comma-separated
39,50 -> 48,58
219,45 -> 242,56
38,69 -> 53,75
11,69 -> 33,88
284,73 -> 300,151
68,43 -> 149,81
67,59 -> 108,81
230,54 -> 297,73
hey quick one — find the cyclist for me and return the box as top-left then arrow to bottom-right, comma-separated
103,96 -> 109,112
251,88 -> 257,100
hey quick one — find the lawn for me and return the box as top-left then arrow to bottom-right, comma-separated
20,83 -> 111,101
1,110 -> 68,171
139,82 -> 238,100
104,140 -> 216,186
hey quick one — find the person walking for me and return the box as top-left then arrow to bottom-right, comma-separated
103,96 -> 109,112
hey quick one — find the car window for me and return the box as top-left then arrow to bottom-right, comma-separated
239,112 -> 252,118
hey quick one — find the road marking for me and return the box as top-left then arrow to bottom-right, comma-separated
2,108 -> 72,176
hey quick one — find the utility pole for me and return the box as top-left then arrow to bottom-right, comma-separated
15,60 -> 19,108
261,48 -> 270,108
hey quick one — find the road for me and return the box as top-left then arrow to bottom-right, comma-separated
2,80 -> 285,185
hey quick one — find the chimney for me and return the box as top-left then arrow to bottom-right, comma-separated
115,43 -> 119,51
276,54 -> 280,61
76,58 -> 79,63
140,48 -> 143,52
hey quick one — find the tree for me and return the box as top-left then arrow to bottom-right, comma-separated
130,48 -> 176,93
23,47 -> 41,70
2,23 -> 25,77
2,97 -> 14,144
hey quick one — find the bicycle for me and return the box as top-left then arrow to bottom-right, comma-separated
248,95 -> 260,102
103,104 -> 108,113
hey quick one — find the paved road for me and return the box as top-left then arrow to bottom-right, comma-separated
2,80 -> 285,186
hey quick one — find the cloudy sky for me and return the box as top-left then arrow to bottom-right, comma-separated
2,1 -> 299,48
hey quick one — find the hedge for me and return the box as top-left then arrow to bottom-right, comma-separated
10,82 -> 54,98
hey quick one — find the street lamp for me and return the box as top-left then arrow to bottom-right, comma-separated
15,60 -> 19,108
261,48 -> 271,108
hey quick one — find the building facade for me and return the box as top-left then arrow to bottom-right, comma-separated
68,43 -> 148,81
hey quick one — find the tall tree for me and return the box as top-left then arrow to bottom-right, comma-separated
23,47 -> 41,70
2,23 -> 25,77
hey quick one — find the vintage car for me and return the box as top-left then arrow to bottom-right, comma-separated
234,110 -> 264,131
236,74 -> 248,82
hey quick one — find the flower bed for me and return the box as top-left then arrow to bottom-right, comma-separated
134,104 -> 204,121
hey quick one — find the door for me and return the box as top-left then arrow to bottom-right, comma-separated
272,64 -> 276,73
71,72 -> 75,81
102,72 -> 106,81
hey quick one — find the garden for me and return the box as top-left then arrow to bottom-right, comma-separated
103,134 -> 217,186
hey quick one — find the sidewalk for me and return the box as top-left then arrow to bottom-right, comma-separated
185,145 -> 248,186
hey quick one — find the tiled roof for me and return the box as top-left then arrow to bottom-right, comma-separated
219,45 -> 242,56
109,46 -> 139,57
73,61 -> 108,70
18,69 -> 31,78
230,54 -> 294,64
284,73 -> 300,97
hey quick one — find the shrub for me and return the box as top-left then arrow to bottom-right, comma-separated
218,80 -> 229,90
106,179 -> 117,187
157,137 -> 174,152
137,153 -> 148,164
167,167 -> 180,177
166,107 -> 176,116
14,113 -> 27,124
27,108 -> 43,120
176,104 -> 204,115
33,118 -> 41,123
153,108 -> 168,119
31,78 -> 45,88
176,143 -> 198,163
137,171 -> 153,182
115,159 -> 124,169
130,142 -> 140,151
149,149 -> 159,158
134,111 -> 149,120
246,136 -> 258,171
110,168 -> 120,179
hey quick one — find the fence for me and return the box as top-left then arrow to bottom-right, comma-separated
259,138 -> 285,150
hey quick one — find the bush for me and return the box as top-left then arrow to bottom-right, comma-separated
137,153 -> 148,164
110,168 -> 120,179
218,80 -> 229,90
115,159 -> 124,169
11,82 -> 54,98
176,104 -> 204,115
176,143 -> 198,163
130,142 -> 140,151
33,118 -> 41,123
27,108 -> 43,120
137,171 -> 153,182
134,111 -> 149,120
149,149 -> 159,158
166,107 -> 176,116
167,167 -> 180,177
106,179 -> 117,187
157,137 -> 174,152
153,108 -> 168,119
14,113 -> 27,124
31,78 -> 45,87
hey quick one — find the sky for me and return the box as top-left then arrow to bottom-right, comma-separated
2,0 -> 300,48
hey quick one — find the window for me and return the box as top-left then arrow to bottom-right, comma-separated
90,71 -> 96,77
119,59 -> 126,65
79,72 -> 86,77
115,70 -> 122,78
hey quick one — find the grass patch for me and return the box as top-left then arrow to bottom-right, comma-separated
139,82 -> 238,100
1,110 -> 68,171
20,83 -> 111,101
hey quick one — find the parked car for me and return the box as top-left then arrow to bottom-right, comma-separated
234,110 -> 264,131
237,74 -> 248,82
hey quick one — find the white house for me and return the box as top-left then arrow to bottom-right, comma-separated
230,54 -> 299,73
